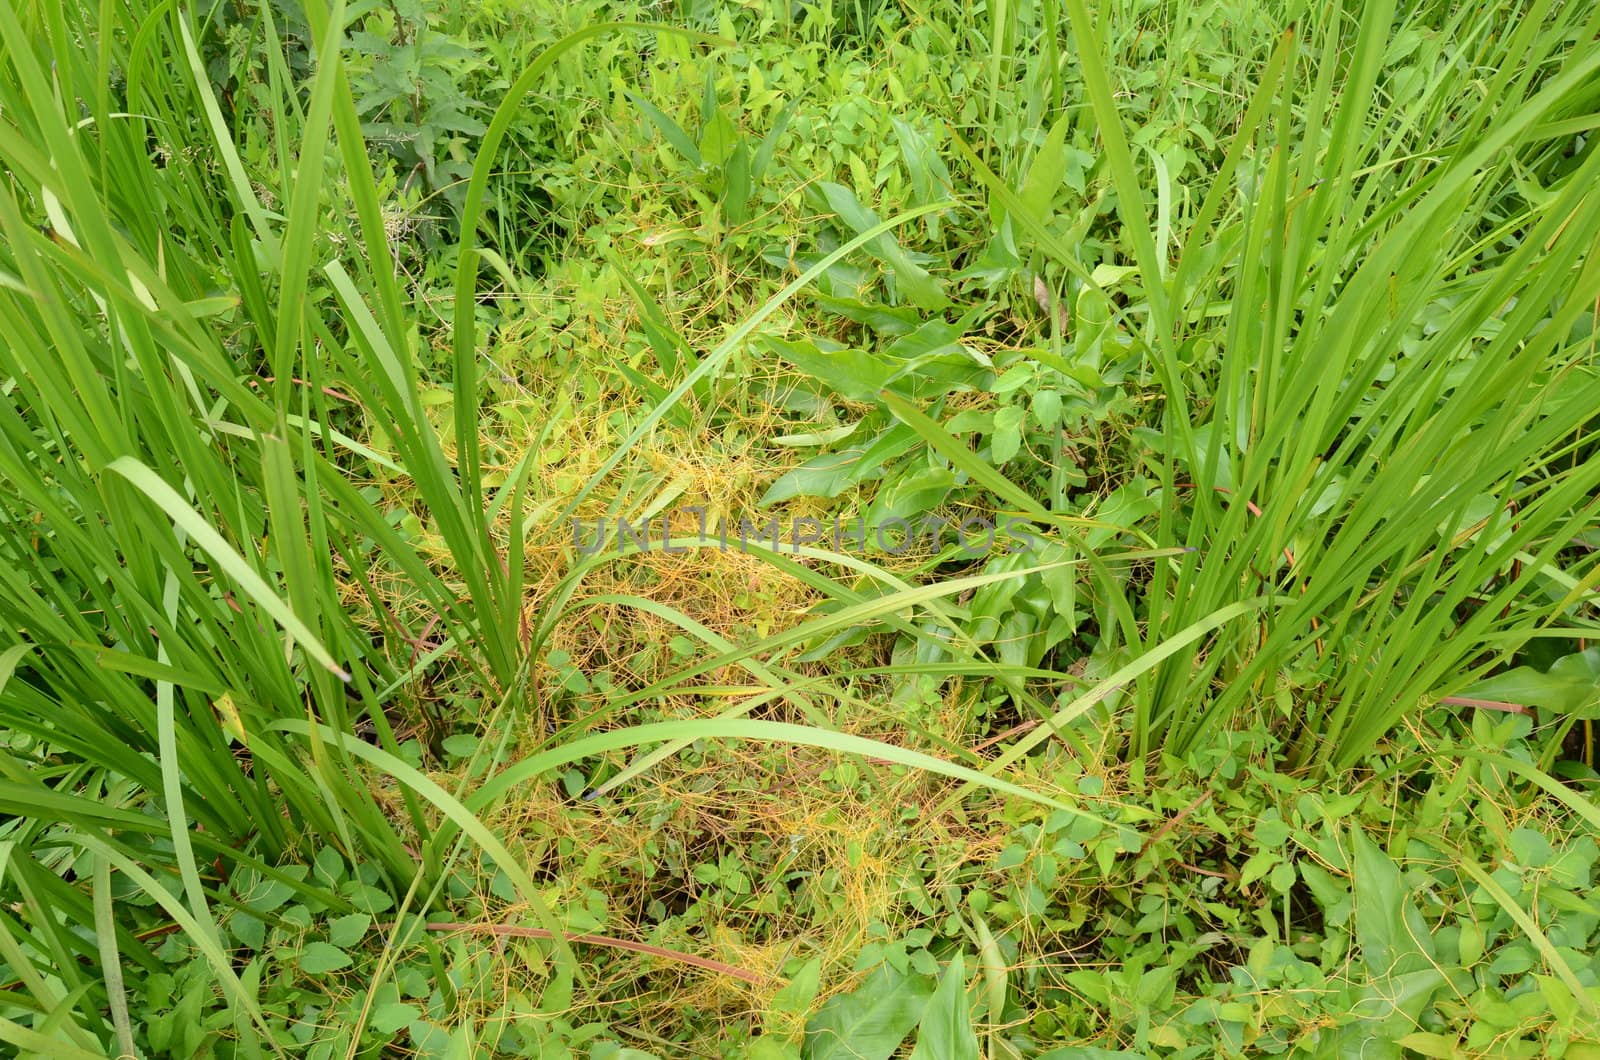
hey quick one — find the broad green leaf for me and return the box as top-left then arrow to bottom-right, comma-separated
883,318 -> 967,359
1019,115 -> 1069,216
908,953 -> 978,1060
752,97 -> 798,181
1461,648 -> 1600,717
1352,829 -> 1435,976
299,941 -> 352,973
807,964 -> 935,1060
372,1001 -> 421,1035
769,337 -> 896,402
991,406 -> 1025,464
724,139 -> 752,222
774,958 -> 823,1016
627,91 -> 701,166
1394,1033 -> 1465,1058
1345,828 -> 1446,1046
819,182 -> 948,310
890,118 -> 953,239
328,912 -> 371,947
759,449 -> 872,506
878,390 -> 1050,520
699,106 -> 738,167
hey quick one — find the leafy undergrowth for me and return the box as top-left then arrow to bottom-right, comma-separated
3,0 -> 1600,1057
134,714 -> 1600,1057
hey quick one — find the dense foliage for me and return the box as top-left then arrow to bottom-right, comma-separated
1,0 -> 1598,1055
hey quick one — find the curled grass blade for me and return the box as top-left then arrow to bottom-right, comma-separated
267,718 -> 581,980
106,457 -> 349,680
465,718 -> 1109,829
